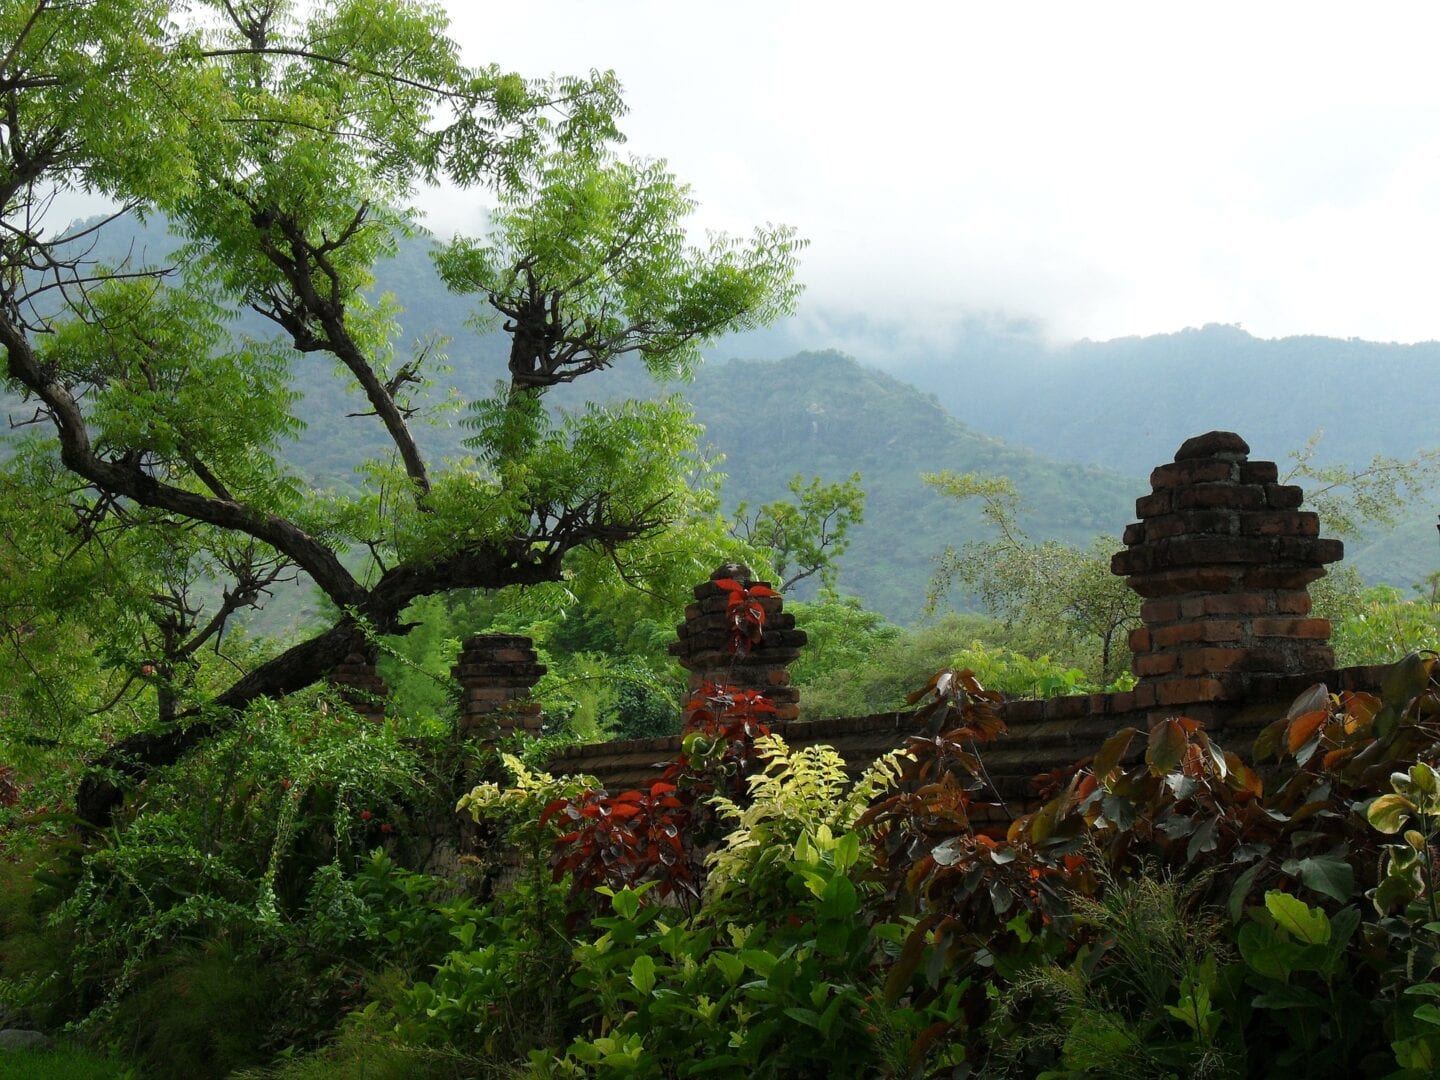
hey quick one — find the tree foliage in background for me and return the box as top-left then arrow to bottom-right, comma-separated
923,471 -> 1139,685
1283,431 -> 1440,540
729,472 -> 865,593
925,436 -> 1440,689
0,0 -> 801,823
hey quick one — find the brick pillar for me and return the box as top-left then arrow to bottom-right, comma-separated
451,633 -> 546,740
1111,431 -> 1344,708
330,630 -> 388,722
668,563 -> 807,721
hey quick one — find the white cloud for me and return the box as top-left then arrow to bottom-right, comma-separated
407,3 -> 1440,345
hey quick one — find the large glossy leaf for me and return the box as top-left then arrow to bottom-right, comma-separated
883,915 -> 937,1005
1265,890 -> 1331,945
1238,921 -> 1303,980
1382,651 -> 1432,706
819,875 -> 859,921
1280,855 -> 1357,903
1367,793 -> 1416,834
1285,709 -> 1328,754
629,954 -> 656,996
1253,716 -> 1288,762
1147,718 -> 1188,775
1283,681 -> 1328,720
1339,691 -> 1380,734
1229,863 -> 1262,924
1092,727 -> 1140,780
1186,816 -> 1219,862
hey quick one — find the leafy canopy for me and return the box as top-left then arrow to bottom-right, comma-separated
0,0 -> 802,823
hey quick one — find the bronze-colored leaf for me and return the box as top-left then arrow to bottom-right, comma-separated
1093,727 -> 1140,781
1340,691 -> 1380,734
1253,717 -> 1288,762
1286,709 -> 1329,754
1146,718 -> 1187,775
1287,682 -> 1330,720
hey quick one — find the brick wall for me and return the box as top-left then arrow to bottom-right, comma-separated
547,431 -> 1395,801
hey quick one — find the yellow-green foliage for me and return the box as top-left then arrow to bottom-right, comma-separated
706,735 -> 907,901
457,754 -> 595,828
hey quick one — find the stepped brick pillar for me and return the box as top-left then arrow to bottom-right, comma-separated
451,633 -> 545,740
330,630 -> 388,722
669,563 -> 807,721
1111,431 -> 1344,709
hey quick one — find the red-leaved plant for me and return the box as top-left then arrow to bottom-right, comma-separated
713,577 -> 778,655
541,682 -> 776,909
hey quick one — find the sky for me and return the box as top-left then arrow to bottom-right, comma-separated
434,0 -> 1440,347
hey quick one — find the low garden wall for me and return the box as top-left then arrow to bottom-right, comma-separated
328,430 -> 1401,805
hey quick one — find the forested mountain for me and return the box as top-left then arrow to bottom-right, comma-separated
12,218 -> 1436,620
720,315 -> 1440,476
552,351 -> 1137,620
717,314 -> 1440,593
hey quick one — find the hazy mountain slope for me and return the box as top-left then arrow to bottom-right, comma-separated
10,217 -> 1432,623
674,352 -> 1137,620
912,323 -> 1440,477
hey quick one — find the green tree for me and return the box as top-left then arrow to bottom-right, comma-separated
729,472 -> 865,593
924,471 -> 1139,684
1283,430 -> 1440,539
0,0 -> 801,823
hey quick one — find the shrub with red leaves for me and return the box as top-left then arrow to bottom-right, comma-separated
712,577 -> 777,655
541,682 -> 775,907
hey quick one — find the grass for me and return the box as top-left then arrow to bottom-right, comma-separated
0,1045 -> 136,1079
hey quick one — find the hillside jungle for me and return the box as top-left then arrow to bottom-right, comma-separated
3,2 -> 1440,1077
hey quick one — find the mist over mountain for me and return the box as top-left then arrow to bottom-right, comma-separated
12,217 -> 1438,619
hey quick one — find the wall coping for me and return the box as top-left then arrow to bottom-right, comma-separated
545,661 -> 1396,795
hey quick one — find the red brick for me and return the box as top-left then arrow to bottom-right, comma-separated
1108,691 -> 1137,713
1132,683 -> 1157,708
1181,647 -> 1253,675
1243,566 -> 1327,589
1175,431 -> 1250,460
1201,593 -> 1269,616
1044,695 -> 1090,720
1158,509 -> 1242,538
1141,598 -> 1181,623
1004,699 -> 1046,723
1242,511 -> 1319,537
1128,626 -> 1153,652
1150,459 -> 1237,489
765,669 -> 792,686
1112,547 -> 1153,575
467,688 -> 515,703
491,647 -> 533,663
1136,491 -> 1173,517
1127,567 -> 1243,597
1134,652 -> 1178,676
1264,484 -> 1304,509
1159,536 -> 1280,567
1275,591 -> 1312,614
1141,514 -> 1187,542
1152,619 -> 1244,647
1174,483 -> 1266,510
1123,521 -> 1146,545
1156,676 -> 1241,705
1252,617 -> 1331,639
1239,460 -> 1279,484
